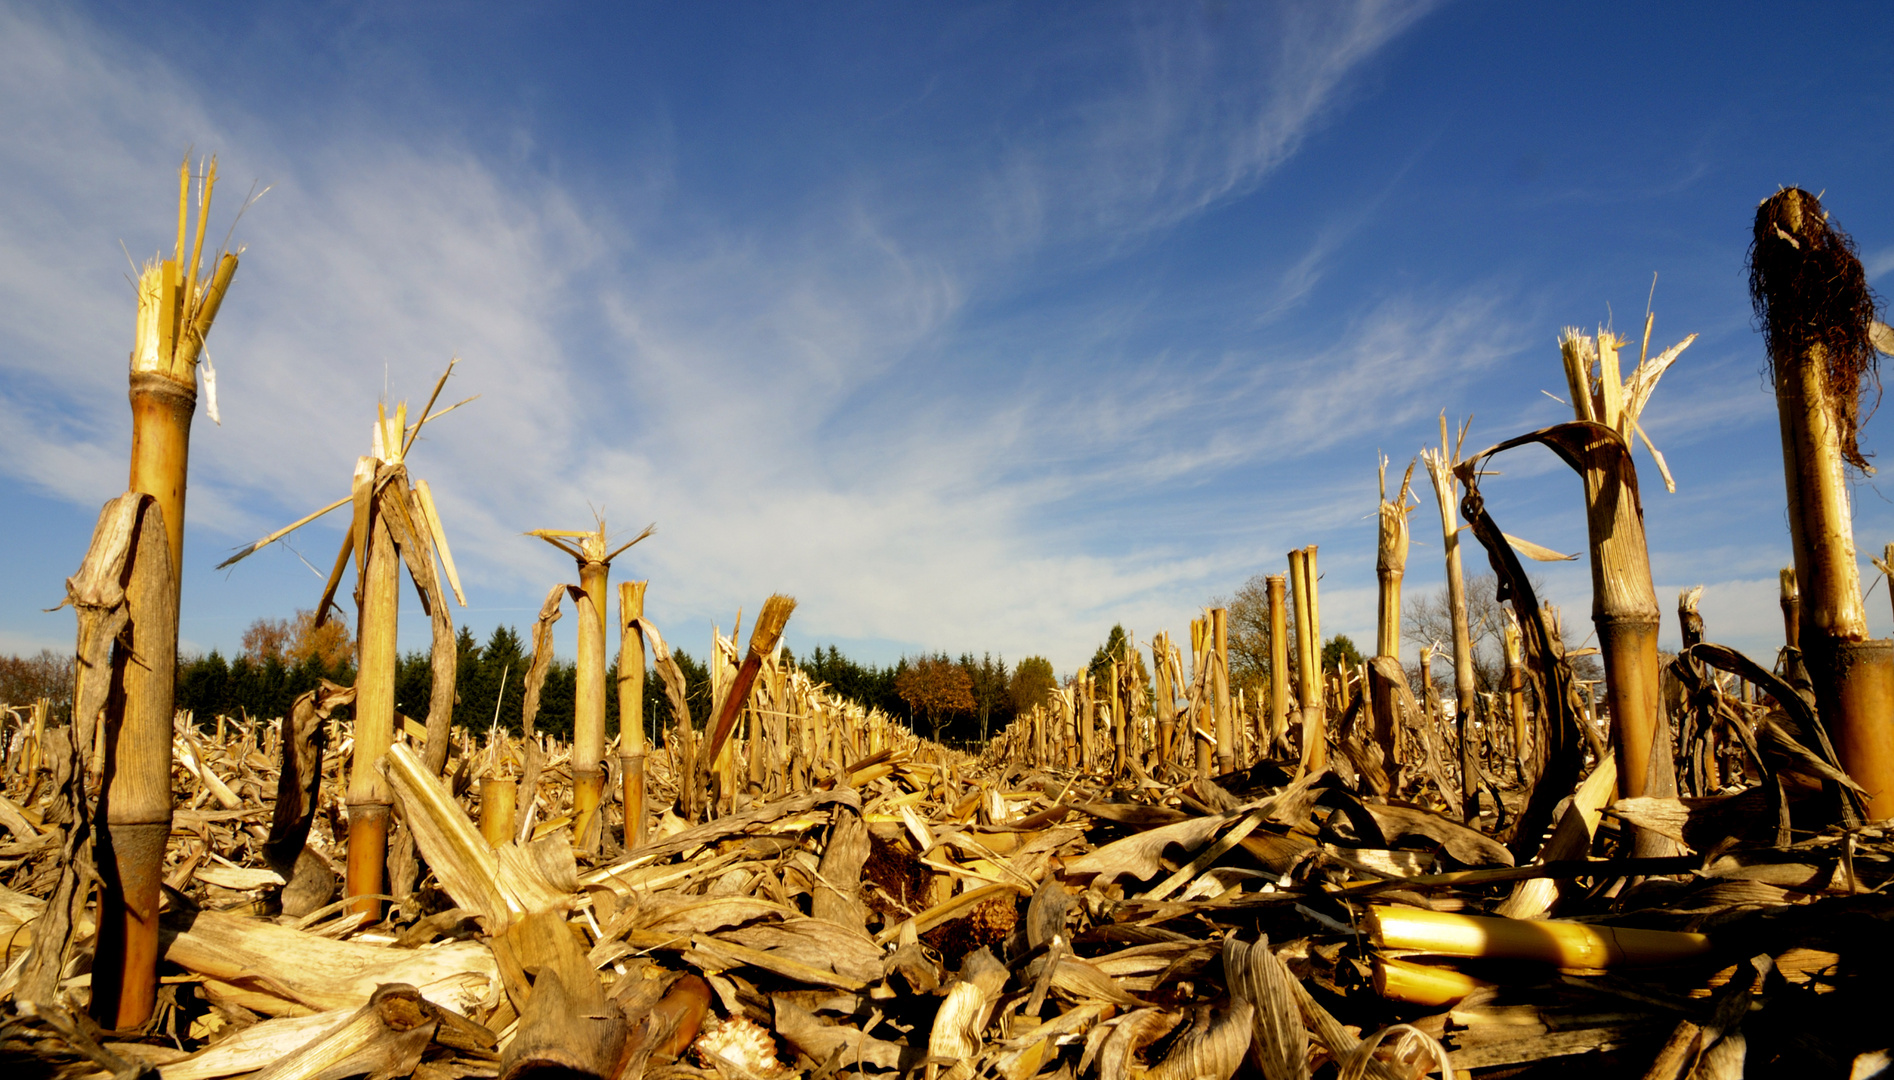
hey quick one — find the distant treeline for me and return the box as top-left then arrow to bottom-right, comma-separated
2,622 -> 1065,746
168,625 -> 713,743
0,650 -> 73,722
164,632 -> 1049,745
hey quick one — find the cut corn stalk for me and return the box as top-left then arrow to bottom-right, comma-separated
1371,455 -> 1417,772
523,519 -> 654,851
1267,573 -> 1289,756
1211,608 -> 1233,775
1370,956 -> 1483,1007
1288,548 -> 1324,773
1459,414 -> 1679,852
1751,188 -> 1894,819
618,580 -> 650,850
221,365 -> 468,918
1365,904 -> 1712,968
90,156 -> 246,1030
1422,415 -> 1480,819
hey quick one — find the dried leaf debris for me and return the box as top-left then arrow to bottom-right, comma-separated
3,641 -> 1893,1080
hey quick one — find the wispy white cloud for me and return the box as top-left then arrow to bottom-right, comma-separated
0,1 -> 1451,671
1864,246 -> 1894,282
983,1 -> 1438,246
1653,576 -> 1792,654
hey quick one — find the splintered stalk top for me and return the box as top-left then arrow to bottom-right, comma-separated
132,155 -> 238,384
1376,454 -> 1416,659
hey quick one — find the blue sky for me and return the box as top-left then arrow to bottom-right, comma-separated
4,1 -> 1894,675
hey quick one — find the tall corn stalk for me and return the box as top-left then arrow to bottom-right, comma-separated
1210,608 -> 1233,774
1420,417 -> 1479,819
1376,456 -> 1417,661
1750,188 -> 1894,819
1188,617 -> 1209,777
1416,643 -> 1447,790
1503,612 -> 1528,782
1288,547 -> 1325,772
1077,671 -> 1095,773
1267,574 -> 1288,756
1108,657 -> 1126,776
351,451 -> 400,909
91,158 -> 242,1028
1151,631 -> 1176,770
223,367 -> 470,916
1779,568 -> 1801,651
1455,316 -> 1692,850
706,623 -> 738,805
1878,543 -> 1894,625
525,520 -> 653,851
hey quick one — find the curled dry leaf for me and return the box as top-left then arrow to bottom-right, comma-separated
1064,811 -> 1249,883
1223,936 -> 1310,1080
773,996 -> 922,1073
1337,1024 -> 1455,1080
1090,1007 -> 1183,1080
1141,1000 -> 1253,1080
1348,800 -> 1514,869
926,980 -> 989,1080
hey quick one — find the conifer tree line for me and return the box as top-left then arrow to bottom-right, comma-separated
156,616 -> 715,742
0,608 -> 1065,746
1,577 -> 1595,741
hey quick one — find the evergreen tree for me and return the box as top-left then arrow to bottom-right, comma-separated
175,650 -> 229,722
395,650 -> 432,724
1087,625 -> 1134,681
1322,634 -> 1364,673
1009,656 -> 1056,715
798,643 -> 903,717
959,652 -> 1011,743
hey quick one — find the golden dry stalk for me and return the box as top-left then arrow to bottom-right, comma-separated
524,519 -> 655,850
93,155 -> 244,1030
1751,188 -> 1894,819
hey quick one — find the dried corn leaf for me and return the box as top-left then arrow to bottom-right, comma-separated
161,907 -> 498,1014
1143,1000 -> 1252,1080
774,996 -> 921,1072
1064,810 -> 1246,883
1224,936 -> 1310,1080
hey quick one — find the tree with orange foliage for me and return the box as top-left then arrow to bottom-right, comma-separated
0,650 -> 73,716
895,653 -> 975,741
240,617 -> 292,663
241,609 -> 355,668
